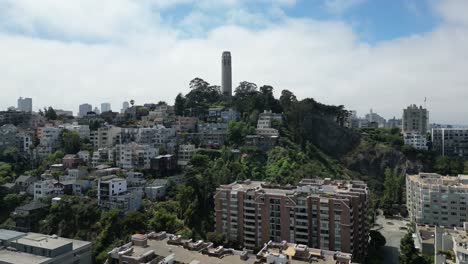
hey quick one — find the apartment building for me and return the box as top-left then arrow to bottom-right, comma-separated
61,123 -> 90,139
407,173 -> 468,227
33,179 -> 66,200
403,131 -> 428,150
90,124 -> 121,149
0,229 -> 92,264
256,110 -> 281,137
98,177 -> 142,213
213,179 -> 369,261
117,143 -> 157,170
432,128 -> 468,159
402,104 -> 429,134
177,144 -> 196,166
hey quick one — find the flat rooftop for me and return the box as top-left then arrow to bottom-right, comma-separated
0,249 -> 50,264
132,238 -> 256,264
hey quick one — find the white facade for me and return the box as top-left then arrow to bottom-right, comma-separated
177,144 -> 196,166
118,143 -> 157,170
33,180 -> 63,200
407,173 -> 468,227
402,104 -> 429,134
39,126 -> 62,147
90,125 -> 121,148
61,123 -> 90,139
403,131 -> 428,150
98,177 -> 142,213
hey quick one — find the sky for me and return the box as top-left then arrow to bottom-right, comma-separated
0,0 -> 468,124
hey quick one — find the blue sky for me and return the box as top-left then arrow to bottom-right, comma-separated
1,0 -> 468,124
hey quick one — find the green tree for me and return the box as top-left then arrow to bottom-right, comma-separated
227,120 -> 255,145
174,93 -> 186,116
399,232 -> 428,264
122,211 -> 148,234
44,106 -> 58,120
59,130 -> 81,154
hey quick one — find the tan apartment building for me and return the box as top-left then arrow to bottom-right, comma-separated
213,179 -> 369,262
407,173 -> 468,227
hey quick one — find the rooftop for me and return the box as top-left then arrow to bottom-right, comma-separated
408,173 -> 468,188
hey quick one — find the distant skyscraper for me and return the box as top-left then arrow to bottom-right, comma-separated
221,51 -> 232,96
101,103 -> 111,113
78,103 -> 92,117
17,97 -> 32,112
93,107 -> 100,115
121,101 -> 130,113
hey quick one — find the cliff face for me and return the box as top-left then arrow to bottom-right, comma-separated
342,142 -> 429,189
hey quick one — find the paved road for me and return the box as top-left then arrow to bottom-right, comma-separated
373,212 -> 409,264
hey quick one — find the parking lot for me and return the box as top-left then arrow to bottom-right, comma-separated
373,212 -> 410,264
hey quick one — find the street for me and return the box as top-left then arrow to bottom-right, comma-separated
373,212 -> 409,264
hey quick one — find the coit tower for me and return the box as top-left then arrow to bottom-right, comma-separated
221,51 -> 232,96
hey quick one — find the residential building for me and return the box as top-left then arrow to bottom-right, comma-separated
406,173 -> 468,227
11,201 -> 48,232
213,179 -> 369,261
62,154 -> 83,169
61,123 -> 90,139
78,103 -> 92,117
92,148 -> 114,168
221,51 -> 232,96
177,144 -> 196,166
126,171 -> 146,187
0,229 -> 92,264
221,108 -> 241,123
77,150 -> 90,164
118,143 -> 157,170
414,225 -> 436,255
33,179 -> 66,200
151,154 -> 177,176
365,109 -> 386,128
98,177 -> 142,213
173,116 -> 198,132
245,135 -> 278,151
145,179 -> 169,200
90,124 -> 121,149
402,104 -> 429,134
386,117 -> 402,129
16,129 -> 33,153
0,110 -> 32,127
403,131 -> 428,150
17,97 -> 32,112
136,125 -> 176,149
0,124 -> 17,153
256,110 -> 281,137
38,126 -> 62,148
107,231 -> 352,264
101,103 -> 111,113
15,175 -> 36,193
197,122 -> 228,147
432,128 -> 468,159
93,107 -> 100,115
435,224 -> 468,264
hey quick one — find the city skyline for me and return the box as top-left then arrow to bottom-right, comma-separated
1,0 -> 468,124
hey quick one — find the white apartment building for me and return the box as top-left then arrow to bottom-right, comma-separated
101,103 -> 111,113
256,110 -> 281,137
98,177 -> 142,213
177,144 -> 196,166
17,97 -> 32,112
90,125 -> 121,149
136,125 -> 176,149
118,143 -> 157,170
407,173 -> 468,227
33,179 -> 64,200
435,224 -> 468,264
16,130 -> 33,153
403,131 -> 428,150
91,148 -> 114,168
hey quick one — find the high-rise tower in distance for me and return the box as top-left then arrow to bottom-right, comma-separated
221,51 -> 232,96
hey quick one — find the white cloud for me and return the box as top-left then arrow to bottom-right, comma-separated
432,0 -> 468,26
0,0 -> 467,124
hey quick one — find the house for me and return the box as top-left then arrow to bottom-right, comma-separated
177,144 -> 196,166
151,154 -> 177,176
33,180 -> 65,200
77,150 -> 91,164
98,177 -> 142,213
117,143 -> 157,170
62,154 -> 83,169
11,201 -> 48,231
145,179 -> 169,200
14,175 -> 36,192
